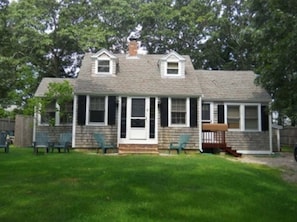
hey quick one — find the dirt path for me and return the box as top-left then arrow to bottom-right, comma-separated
231,152 -> 297,184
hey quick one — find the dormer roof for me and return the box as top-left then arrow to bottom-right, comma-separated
159,51 -> 186,62
91,48 -> 118,60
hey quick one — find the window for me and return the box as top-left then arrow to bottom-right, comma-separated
88,96 -> 106,123
245,106 -> 258,130
226,104 -> 260,131
167,62 -> 179,75
97,60 -> 110,73
60,101 -> 73,124
40,101 -> 56,125
227,105 -> 240,129
170,98 -> 189,126
202,103 -> 211,123
40,100 -> 73,125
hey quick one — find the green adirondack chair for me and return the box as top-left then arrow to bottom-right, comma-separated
33,132 -> 50,154
169,134 -> 191,154
0,131 -> 9,153
93,133 -> 116,154
52,133 -> 72,153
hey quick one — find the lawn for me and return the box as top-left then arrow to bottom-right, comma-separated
0,148 -> 297,222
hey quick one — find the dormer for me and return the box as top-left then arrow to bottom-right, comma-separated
91,49 -> 118,76
159,51 -> 186,78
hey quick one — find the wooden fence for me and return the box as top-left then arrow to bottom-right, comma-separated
0,118 -> 15,132
14,115 -> 34,147
280,127 -> 297,148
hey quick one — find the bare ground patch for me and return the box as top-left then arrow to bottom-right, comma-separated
229,152 -> 297,184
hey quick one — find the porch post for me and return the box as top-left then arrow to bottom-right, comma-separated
72,95 -> 78,148
269,102 -> 273,154
198,96 -> 203,152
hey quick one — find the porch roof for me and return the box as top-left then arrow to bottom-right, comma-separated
35,78 -> 77,97
75,53 -> 203,97
197,70 -> 271,103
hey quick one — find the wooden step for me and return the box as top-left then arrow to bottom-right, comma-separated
119,144 -> 159,155
222,146 -> 242,157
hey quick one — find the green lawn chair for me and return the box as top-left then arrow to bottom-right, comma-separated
93,133 -> 116,154
0,131 -> 9,153
33,132 -> 50,154
169,134 -> 191,154
52,133 -> 72,153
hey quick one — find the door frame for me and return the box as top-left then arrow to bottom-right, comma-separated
118,96 -> 158,144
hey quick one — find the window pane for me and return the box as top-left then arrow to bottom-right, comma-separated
89,97 -> 105,123
171,98 -> 186,124
245,106 -> 258,130
90,97 -> 105,110
90,111 -> 105,122
227,105 -> 240,129
41,101 -> 56,124
60,101 -> 73,124
98,60 -> 110,73
132,99 -> 145,117
167,62 -> 178,74
202,103 -> 210,122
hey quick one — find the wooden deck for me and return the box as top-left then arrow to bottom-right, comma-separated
202,124 -> 241,157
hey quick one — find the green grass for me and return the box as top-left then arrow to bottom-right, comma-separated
0,148 -> 297,222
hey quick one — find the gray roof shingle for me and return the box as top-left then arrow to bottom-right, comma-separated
75,53 -> 202,97
35,51 -> 271,103
35,78 -> 76,97
197,70 -> 271,102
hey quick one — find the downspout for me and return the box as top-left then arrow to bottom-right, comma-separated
198,96 -> 203,152
72,95 -> 77,148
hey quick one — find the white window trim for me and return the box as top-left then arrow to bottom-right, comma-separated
86,95 -> 108,126
95,59 -> 112,75
165,60 -> 182,77
225,103 -> 261,132
202,102 -> 214,123
168,97 -> 190,127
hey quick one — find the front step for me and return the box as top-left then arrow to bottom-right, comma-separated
119,144 -> 159,155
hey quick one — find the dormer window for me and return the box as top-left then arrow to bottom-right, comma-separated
98,60 -> 110,73
91,49 -> 118,76
159,51 -> 185,78
167,62 -> 179,75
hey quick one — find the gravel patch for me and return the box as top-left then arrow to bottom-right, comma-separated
230,152 -> 297,184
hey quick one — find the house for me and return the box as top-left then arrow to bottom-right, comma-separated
34,40 -> 272,155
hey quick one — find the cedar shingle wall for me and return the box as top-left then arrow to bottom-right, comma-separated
35,125 -> 72,143
75,126 -> 117,148
226,131 -> 270,151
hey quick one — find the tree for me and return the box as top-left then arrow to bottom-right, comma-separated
0,0 -> 17,107
25,80 -> 73,127
250,0 -> 297,123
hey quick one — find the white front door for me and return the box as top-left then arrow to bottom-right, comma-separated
127,97 -> 149,140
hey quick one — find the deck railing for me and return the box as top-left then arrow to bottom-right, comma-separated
202,124 -> 228,149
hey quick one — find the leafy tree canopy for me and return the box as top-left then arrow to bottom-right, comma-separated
1,0 -> 296,123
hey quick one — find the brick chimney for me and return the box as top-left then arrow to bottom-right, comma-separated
128,38 -> 138,56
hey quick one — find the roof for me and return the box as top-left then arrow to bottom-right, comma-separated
198,70 -> 271,102
34,51 -> 271,103
34,78 -> 76,97
75,53 -> 202,97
